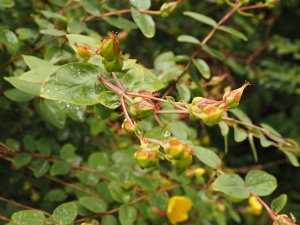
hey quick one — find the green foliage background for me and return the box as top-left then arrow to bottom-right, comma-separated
0,0 -> 299,225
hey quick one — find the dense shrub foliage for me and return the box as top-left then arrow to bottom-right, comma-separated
0,0 -> 299,225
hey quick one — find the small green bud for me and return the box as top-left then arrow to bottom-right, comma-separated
129,96 -> 155,120
100,33 -> 121,61
266,0 -> 279,7
103,57 -> 123,72
74,42 -> 92,61
121,119 -> 135,133
164,138 -> 188,160
134,148 -> 159,168
160,2 -> 177,17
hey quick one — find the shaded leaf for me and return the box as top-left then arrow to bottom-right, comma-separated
131,7 -> 155,38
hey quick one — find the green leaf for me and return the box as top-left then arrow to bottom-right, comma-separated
40,28 -> 66,36
66,34 -> 101,53
97,91 -> 121,109
60,143 -> 76,163
79,197 -> 107,213
271,194 -> 287,213
19,66 -> 59,83
122,64 -> 144,91
38,99 -> 66,129
4,89 -> 35,102
104,16 -> 137,30
50,160 -> 70,176
44,189 -> 67,202
118,205 -> 137,225
260,123 -> 285,143
213,174 -> 250,199
233,125 -> 247,142
283,151 -> 299,167
259,131 -> 273,148
130,0 -> 151,9
109,182 -> 131,203
219,121 -> 229,153
176,83 -> 191,102
177,35 -> 200,44
40,63 -> 106,105
102,215 -> 119,225
137,67 -> 164,92
12,210 -> 45,225
67,18 -> 88,34
22,55 -> 54,70
32,159 -> 50,178
192,58 -> 211,79
88,152 -> 110,172
52,202 -> 77,225
0,0 -> 15,8
0,29 -> 19,50
170,121 -> 189,140
248,134 -> 258,162
13,153 -> 32,168
37,138 -> 51,156
183,11 -> 217,27
4,77 -> 41,95
131,7 -> 155,38
40,10 -> 66,21
219,121 -> 229,136
59,102 -> 86,122
219,25 -> 248,41
245,170 -> 277,196
80,0 -> 101,16
194,146 -> 221,169
230,108 -> 253,125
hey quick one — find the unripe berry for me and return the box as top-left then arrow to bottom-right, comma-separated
100,33 -> 121,61
74,42 -> 92,61
129,97 -> 155,120
121,119 -> 135,133
134,148 -> 159,168
201,106 -> 225,126
171,149 -> 193,169
160,2 -> 177,17
164,139 -> 188,160
222,82 -> 250,109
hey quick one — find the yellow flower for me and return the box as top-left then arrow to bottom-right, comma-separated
167,196 -> 192,224
194,168 -> 206,177
248,196 -> 263,216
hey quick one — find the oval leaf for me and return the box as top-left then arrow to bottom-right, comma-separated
245,170 -> 277,196
131,7 -> 155,38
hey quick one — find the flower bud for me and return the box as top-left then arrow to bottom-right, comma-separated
160,2 -> 177,17
274,214 -> 295,225
103,57 -> 123,72
134,148 -> 159,168
164,138 -> 188,160
100,33 -> 121,61
201,106 -> 225,126
121,119 -> 135,133
129,97 -> 155,120
171,149 -> 193,170
74,42 -> 92,61
222,82 -> 250,109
